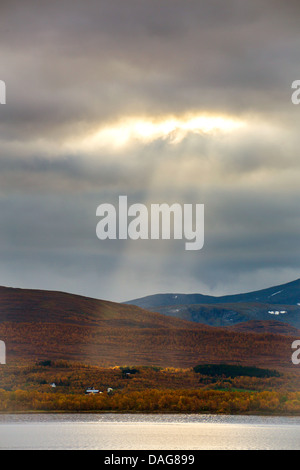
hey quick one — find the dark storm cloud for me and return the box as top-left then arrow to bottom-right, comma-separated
1,0 -> 300,136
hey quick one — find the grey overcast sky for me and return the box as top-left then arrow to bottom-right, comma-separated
0,0 -> 300,302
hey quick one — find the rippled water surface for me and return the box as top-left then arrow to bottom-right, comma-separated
0,413 -> 300,449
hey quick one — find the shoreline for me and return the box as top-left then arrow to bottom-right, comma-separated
1,410 -> 300,417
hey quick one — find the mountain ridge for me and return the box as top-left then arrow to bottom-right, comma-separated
124,278 -> 300,329
124,278 -> 300,307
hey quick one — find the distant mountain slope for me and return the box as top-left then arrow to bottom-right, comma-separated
142,302 -> 300,329
124,279 -> 300,329
0,286 -> 296,369
125,278 -> 300,308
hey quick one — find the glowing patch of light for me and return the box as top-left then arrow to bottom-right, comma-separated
78,114 -> 245,151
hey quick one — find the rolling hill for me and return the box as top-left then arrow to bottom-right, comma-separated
0,286 -> 297,370
226,320 -> 300,336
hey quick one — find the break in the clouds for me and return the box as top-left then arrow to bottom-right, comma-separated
0,0 -> 300,301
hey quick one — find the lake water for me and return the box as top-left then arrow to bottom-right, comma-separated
0,413 -> 300,450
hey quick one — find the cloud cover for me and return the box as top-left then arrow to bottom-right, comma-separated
0,0 -> 300,301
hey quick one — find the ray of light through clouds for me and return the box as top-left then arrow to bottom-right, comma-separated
0,0 -> 300,301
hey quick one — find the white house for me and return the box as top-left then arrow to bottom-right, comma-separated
85,387 -> 101,394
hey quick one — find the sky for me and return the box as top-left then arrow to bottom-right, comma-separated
0,0 -> 300,302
